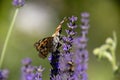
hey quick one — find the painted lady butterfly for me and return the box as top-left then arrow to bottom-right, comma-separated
34,17 -> 67,58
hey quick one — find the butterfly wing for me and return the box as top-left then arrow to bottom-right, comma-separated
34,37 -> 53,58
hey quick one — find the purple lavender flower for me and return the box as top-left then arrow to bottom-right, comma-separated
21,58 -> 44,80
34,66 -> 44,80
21,58 -> 34,80
12,0 -> 25,7
49,50 -> 60,80
0,69 -> 9,80
59,53 -> 73,72
22,58 -> 32,66
69,16 -> 78,23
80,12 -> 90,35
62,16 -> 78,53
73,12 -> 90,80
57,16 -> 78,80
67,16 -> 78,29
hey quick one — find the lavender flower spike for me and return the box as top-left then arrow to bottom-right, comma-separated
57,16 -> 78,80
21,58 -> 34,80
73,12 -> 90,80
12,0 -> 25,7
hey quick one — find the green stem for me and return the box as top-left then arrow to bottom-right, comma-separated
0,8 -> 19,68
111,49 -> 118,71
112,32 -> 118,71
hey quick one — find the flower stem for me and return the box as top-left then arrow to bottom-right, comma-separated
0,8 -> 19,68
112,32 -> 118,71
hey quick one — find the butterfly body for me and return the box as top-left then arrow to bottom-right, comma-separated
34,17 -> 67,58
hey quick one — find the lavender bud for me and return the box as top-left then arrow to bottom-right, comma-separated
12,0 -> 25,7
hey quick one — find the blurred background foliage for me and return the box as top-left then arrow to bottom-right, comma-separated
0,0 -> 120,80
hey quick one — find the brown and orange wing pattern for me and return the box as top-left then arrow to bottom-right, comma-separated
34,37 -> 53,58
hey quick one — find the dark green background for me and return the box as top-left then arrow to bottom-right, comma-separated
0,0 -> 120,80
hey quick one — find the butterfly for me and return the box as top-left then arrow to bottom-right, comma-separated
34,17 -> 67,59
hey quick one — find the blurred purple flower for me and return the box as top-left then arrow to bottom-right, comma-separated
12,0 -> 25,7
57,16 -> 78,80
63,43 -> 71,51
50,50 -> 60,80
69,16 -> 78,23
21,58 -> 44,80
80,12 -> 90,35
34,66 -> 44,80
62,36 -> 73,43
22,58 -> 32,66
59,53 -> 73,72
21,65 -> 34,80
67,16 -> 78,29
66,29 -> 77,36
73,12 -> 90,80
0,69 -> 9,80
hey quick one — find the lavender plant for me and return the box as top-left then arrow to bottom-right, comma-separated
21,58 -> 44,80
